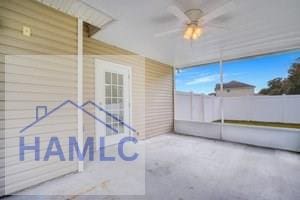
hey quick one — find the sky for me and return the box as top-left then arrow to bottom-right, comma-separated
176,50 -> 300,94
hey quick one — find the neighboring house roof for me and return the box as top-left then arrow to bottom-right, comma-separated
215,81 -> 255,91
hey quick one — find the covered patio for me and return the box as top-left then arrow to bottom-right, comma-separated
7,133 -> 300,199
1,0 -> 300,199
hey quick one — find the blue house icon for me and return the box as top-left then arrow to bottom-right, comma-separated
20,100 -> 136,134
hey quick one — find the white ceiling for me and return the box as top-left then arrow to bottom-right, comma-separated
82,0 -> 300,67
38,0 -> 113,28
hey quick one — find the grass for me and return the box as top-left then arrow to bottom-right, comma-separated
214,120 -> 300,129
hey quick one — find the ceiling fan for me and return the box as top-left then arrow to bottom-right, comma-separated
155,1 -> 235,40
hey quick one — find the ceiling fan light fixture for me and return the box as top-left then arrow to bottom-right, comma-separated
192,32 -> 198,40
194,27 -> 202,37
183,24 -> 202,40
184,25 -> 194,39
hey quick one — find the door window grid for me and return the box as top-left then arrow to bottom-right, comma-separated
105,72 -> 125,136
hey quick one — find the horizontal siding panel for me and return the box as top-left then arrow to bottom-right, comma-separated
0,35 -> 75,55
0,8 -> 77,41
0,0 -> 76,33
2,116 -> 76,130
0,45 -> 44,56
0,16 -> 77,46
5,129 -> 76,144
4,133 -> 76,149
9,0 -> 76,27
2,62 -> 76,75
4,159 -> 75,179
3,137 -> 75,158
0,28 -> 76,53
4,83 -> 76,95
4,164 -> 77,195
3,92 -> 76,101
1,0 -> 78,195
4,69 -> 76,82
4,55 -> 76,68
3,141 -> 77,166
4,73 -> 76,87
4,112 -> 76,122
146,59 -> 173,138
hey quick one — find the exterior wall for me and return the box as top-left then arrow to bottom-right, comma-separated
0,0 -> 174,195
0,26 -> 4,197
0,0 -> 78,195
216,87 -> 254,97
83,29 -> 174,139
145,59 -> 173,138
83,33 -> 147,139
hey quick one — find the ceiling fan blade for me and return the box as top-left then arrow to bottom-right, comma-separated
167,5 -> 191,23
154,28 -> 182,38
203,23 -> 227,30
200,1 -> 235,25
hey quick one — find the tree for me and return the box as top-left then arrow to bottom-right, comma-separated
259,78 -> 284,95
286,58 -> 300,94
259,57 -> 300,95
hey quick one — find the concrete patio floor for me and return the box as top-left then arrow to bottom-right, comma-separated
5,133 -> 300,200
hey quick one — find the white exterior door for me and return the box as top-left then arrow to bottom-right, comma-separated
95,59 -> 131,147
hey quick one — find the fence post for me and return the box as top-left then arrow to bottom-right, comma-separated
201,94 -> 205,122
247,96 -> 252,121
282,94 -> 286,123
190,92 -> 193,121
219,52 -> 224,140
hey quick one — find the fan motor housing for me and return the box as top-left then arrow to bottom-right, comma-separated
185,9 -> 203,22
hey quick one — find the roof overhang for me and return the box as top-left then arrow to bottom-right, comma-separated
37,0 -> 113,31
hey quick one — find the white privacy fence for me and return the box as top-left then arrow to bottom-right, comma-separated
175,91 -> 300,123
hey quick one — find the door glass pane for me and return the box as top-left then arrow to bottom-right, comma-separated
118,98 -> 123,109
105,97 -> 111,106
105,127 -> 110,136
105,85 -> 111,97
105,72 -> 111,84
113,114 -> 118,124
119,124 -> 124,134
112,97 -> 118,104
106,115 -> 111,124
113,123 -> 118,132
118,86 -> 123,97
112,73 -> 117,84
112,85 -> 118,97
119,111 -> 124,121
118,74 -> 123,85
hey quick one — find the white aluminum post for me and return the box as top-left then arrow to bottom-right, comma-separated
190,91 -> 193,120
173,68 -> 176,124
219,51 -> 224,140
77,18 -> 84,172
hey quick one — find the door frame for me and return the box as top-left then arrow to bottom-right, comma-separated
94,58 -> 133,146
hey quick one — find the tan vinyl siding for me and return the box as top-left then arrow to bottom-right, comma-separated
83,29 -> 173,140
83,29 -> 146,139
145,59 -> 174,138
0,0 -> 77,195
0,55 -> 4,196
0,0 -> 174,195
